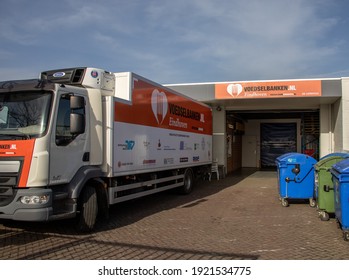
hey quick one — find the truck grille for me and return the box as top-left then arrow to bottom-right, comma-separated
0,160 -> 20,206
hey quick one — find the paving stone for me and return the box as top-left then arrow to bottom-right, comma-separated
1,169 -> 348,260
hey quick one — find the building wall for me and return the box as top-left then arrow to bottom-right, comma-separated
320,78 -> 342,154
212,109 -> 226,167
332,98 -> 343,152
320,104 -> 333,157
342,78 -> 349,151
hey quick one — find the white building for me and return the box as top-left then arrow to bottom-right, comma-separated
166,77 -> 348,174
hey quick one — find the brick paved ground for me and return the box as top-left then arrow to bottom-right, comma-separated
0,169 -> 348,260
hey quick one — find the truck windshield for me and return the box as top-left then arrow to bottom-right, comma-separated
0,91 -> 52,139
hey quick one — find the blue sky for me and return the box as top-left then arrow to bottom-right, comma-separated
1,0 -> 349,84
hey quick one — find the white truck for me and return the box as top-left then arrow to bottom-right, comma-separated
0,67 -> 212,231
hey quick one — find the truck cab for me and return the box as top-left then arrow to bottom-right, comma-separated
0,68 -> 107,231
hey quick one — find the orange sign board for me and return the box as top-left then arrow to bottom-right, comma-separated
215,80 -> 322,99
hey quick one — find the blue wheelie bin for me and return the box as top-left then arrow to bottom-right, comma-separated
275,153 -> 317,207
330,158 -> 349,241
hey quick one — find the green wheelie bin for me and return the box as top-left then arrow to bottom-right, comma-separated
315,153 -> 349,221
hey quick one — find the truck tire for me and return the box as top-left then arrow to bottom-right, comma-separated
180,168 -> 194,194
76,185 -> 98,232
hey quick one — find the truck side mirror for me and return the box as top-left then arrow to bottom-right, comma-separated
70,95 -> 85,109
70,113 -> 85,135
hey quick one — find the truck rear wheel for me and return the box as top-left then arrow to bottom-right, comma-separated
76,185 -> 98,232
180,168 -> 194,194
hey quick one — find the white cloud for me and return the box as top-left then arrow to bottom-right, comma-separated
0,0 -> 346,83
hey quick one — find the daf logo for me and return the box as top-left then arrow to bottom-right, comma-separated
53,72 -> 66,78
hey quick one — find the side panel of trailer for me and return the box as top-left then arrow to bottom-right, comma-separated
112,73 -> 212,176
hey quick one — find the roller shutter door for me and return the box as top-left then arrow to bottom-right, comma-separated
261,123 -> 297,168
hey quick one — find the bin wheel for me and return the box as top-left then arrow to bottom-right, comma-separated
343,231 -> 349,241
281,198 -> 289,207
319,211 -> 330,221
309,198 -> 316,208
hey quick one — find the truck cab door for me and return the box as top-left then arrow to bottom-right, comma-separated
49,93 -> 89,185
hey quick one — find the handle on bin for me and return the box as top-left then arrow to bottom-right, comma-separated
292,164 -> 300,175
323,185 -> 334,192
285,177 -> 294,183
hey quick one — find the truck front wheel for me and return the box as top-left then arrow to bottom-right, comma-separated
76,185 -> 98,232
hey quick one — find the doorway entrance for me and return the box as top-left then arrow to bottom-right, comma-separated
225,110 -> 319,172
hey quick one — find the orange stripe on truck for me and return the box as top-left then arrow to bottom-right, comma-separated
114,78 -> 212,135
0,139 -> 35,187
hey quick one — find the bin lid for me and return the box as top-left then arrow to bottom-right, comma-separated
331,158 -> 349,174
315,155 -> 349,170
275,152 -> 317,165
275,152 -> 300,163
319,152 -> 349,160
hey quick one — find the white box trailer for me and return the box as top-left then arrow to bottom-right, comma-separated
108,72 -> 213,202
0,67 -> 212,231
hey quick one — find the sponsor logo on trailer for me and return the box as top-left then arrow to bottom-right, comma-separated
164,158 -> 174,164
118,161 -> 134,168
118,140 -> 135,150
201,137 -> 206,150
143,141 -> 151,150
164,145 -> 176,151
151,89 -> 168,125
143,159 -> 156,165
180,157 -> 188,163
180,141 -> 192,151
157,139 -> 162,150
151,88 -> 205,129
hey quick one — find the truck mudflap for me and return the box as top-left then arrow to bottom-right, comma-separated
0,188 -> 53,221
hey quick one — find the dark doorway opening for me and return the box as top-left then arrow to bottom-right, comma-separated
261,123 -> 297,168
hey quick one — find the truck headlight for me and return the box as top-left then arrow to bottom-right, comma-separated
20,195 -> 49,205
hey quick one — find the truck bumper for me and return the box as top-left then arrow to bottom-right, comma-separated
0,188 -> 53,222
